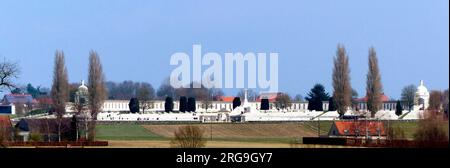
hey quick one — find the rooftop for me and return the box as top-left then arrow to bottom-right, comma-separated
330,120 -> 386,136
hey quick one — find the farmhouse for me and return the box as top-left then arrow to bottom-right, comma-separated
328,121 -> 387,140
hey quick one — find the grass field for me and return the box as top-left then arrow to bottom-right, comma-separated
96,122 -> 319,146
390,120 -> 449,139
96,124 -> 166,140
142,123 -> 317,143
95,121 -> 448,147
97,123 -> 317,143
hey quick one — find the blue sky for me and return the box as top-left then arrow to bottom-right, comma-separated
0,0 -> 448,99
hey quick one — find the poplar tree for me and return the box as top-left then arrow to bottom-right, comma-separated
332,45 -> 352,117
366,47 -> 383,118
51,51 -> 69,142
87,51 -> 107,141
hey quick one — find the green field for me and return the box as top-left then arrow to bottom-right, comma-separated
303,121 -> 334,135
96,124 -> 167,140
390,121 -> 420,139
95,121 -> 448,144
96,122 -> 317,143
390,121 -> 449,139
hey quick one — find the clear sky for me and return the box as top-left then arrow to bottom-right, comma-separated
0,0 -> 448,99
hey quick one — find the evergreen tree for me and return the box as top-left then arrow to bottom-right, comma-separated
179,96 -> 187,112
128,98 -> 140,113
260,99 -> 270,110
306,84 -> 330,111
26,84 -> 39,98
395,100 -> 403,116
187,97 -> 196,112
11,88 -> 22,94
232,97 -> 241,109
165,97 -> 174,112
328,97 -> 337,111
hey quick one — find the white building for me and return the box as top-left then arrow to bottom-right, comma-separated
64,82 -> 423,121
82,99 -> 310,113
414,80 -> 430,111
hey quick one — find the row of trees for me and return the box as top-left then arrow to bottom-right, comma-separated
331,45 -> 449,118
330,45 -> 384,118
105,81 -> 155,101
50,50 -> 106,141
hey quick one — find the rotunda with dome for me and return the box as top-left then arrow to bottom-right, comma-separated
75,80 -> 89,104
414,80 -> 429,110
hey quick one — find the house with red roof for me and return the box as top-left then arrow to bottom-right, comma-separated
328,120 -> 386,139
218,96 -> 235,103
256,92 -> 280,102
354,94 -> 390,102
2,93 -> 35,105
1,93 -> 36,115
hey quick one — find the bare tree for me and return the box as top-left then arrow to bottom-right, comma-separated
26,101 -> 33,114
428,90 -> 443,111
50,51 -> 69,142
444,89 -> 449,117
175,82 -> 210,101
294,94 -> 304,101
157,78 -> 176,99
0,127 -> 6,147
137,83 -> 155,113
237,89 -> 257,101
401,85 -> 417,112
0,118 -> 13,147
332,45 -> 352,117
69,83 -> 81,102
170,125 -> 206,148
72,96 -> 88,141
210,88 -> 224,101
201,89 -> 213,113
0,58 -> 20,90
87,51 -> 107,141
0,127 -> 10,147
414,111 -> 448,147
37,95 -> 53,114
366,47 -> 383,118
275,93 -> 292,110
